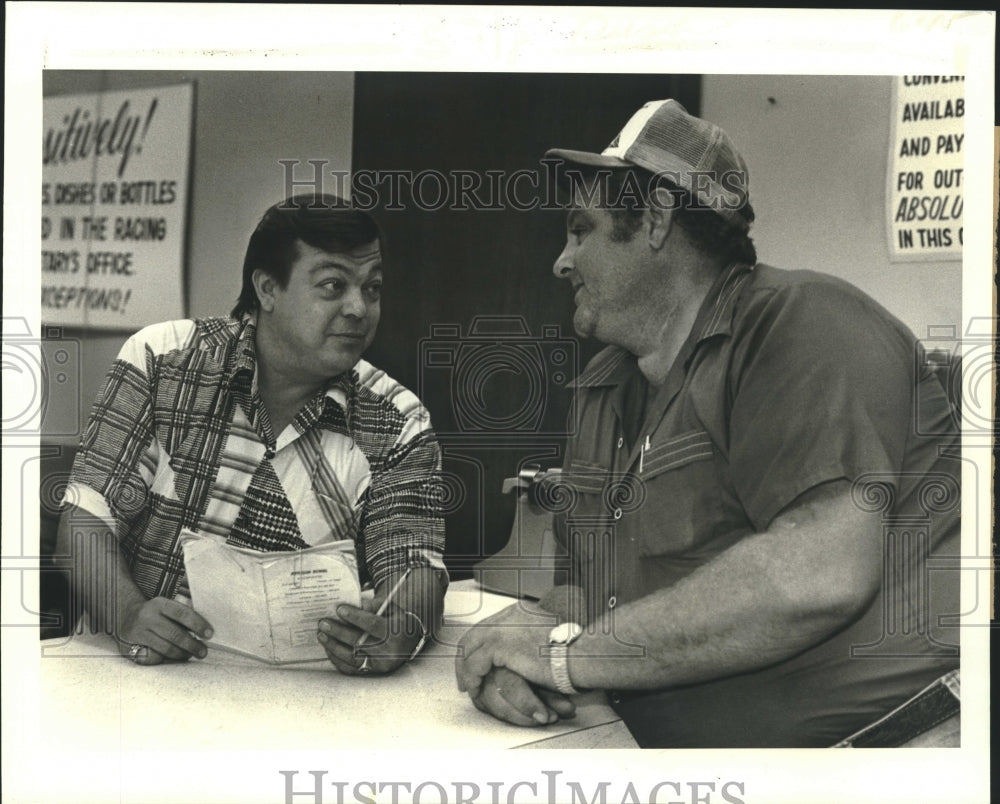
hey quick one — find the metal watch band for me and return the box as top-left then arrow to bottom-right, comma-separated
550,643 -> 581,695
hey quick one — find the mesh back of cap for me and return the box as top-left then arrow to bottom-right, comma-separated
639,110 -> 711,170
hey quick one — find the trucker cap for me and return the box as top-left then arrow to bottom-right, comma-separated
545,99 -> 753,228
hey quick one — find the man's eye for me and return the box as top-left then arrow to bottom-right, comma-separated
364,283 -> 383,301
319,280 -> 345,295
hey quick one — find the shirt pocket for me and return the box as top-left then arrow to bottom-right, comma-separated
561,458 -> 614,519
307,486 -> 361,544
165,427 -> 223,516
555,458 -> 615,564
636,430 -> 720,557
305,452 -> 368,545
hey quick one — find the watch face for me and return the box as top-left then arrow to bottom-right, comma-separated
551,622 -> 583,644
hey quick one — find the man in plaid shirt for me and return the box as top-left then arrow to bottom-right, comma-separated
59,194 -> 447,674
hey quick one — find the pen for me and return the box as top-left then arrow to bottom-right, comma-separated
355,566 -> 412,649
639,435 -> 651,473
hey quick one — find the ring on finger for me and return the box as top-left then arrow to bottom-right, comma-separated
127,643 -> 148,661
358,653 -> 372,674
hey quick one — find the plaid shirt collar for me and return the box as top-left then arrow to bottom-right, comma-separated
570,262 -> 754,390
231,313 -> 360,426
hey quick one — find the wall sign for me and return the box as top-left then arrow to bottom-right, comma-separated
886,75 -> 964,262
41,83 -> 193,328
886,75 -> 965,262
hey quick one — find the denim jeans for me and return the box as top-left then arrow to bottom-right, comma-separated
833,669 -> 960,748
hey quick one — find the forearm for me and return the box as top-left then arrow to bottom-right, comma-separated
536,583 -> 587,624
568,547 -> 834,690
567,487 -> 881,692
56,503 -> 147,638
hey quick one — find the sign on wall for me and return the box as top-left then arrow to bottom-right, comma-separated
41,83 -> 193,328
887,75 -> 964,262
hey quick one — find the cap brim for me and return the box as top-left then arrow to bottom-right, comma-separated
544,148 -> 632,169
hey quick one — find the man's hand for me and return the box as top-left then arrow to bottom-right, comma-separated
317,600 -> 423,676
455,602 -> 560,699
118,596 -> 213,666
471,667 -> 576,727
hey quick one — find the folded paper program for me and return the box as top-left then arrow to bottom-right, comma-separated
179,530 -> 361,664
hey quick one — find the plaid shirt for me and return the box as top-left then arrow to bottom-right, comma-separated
68,316 -> 447,600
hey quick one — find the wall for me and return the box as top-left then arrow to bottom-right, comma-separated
702,74 -> 962,340
42,71 -> 355,441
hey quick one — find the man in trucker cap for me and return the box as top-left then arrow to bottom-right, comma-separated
455,99 -> 961,747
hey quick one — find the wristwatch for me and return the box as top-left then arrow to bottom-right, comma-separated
548,622 -> 584,695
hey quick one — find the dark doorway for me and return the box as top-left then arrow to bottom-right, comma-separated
353,73 -> 701,576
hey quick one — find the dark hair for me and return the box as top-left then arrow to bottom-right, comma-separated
231,193 -> 383,318
568,166 -> 757,266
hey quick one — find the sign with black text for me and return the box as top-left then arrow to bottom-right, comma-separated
41,83 -> 192,327
887,75 -> 964,261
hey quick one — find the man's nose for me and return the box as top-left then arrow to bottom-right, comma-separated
553,243 -> 573,279
341,288 -> 367,318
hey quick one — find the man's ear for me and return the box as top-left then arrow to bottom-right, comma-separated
252,269 -> 277,313
644,185 -> 676,250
